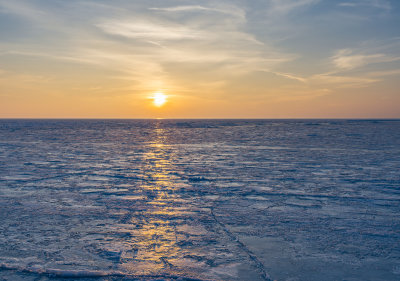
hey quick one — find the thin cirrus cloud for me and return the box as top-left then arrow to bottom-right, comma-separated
338,0 -> 391,10
85,2 -> 296,101
331,49 -> 395,70
97,21 -> 202,41
264,0 -> 320,18
149,5 -> 246,20
311,72 -> 380,88
93,3 -> 294,76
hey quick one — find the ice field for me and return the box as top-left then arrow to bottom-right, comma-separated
0,119 -> 399,281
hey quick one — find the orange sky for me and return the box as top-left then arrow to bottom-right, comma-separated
1,0 -> 399,118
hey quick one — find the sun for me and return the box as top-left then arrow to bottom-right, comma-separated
151,92 -> 167,107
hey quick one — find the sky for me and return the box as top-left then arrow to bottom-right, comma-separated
0,0 -> 399,118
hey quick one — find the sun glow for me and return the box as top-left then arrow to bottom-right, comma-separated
151,92 -> 167,107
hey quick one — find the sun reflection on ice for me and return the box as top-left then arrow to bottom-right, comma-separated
120,122 -> 192,276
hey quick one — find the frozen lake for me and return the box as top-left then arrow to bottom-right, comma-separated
0,119 -> 399,281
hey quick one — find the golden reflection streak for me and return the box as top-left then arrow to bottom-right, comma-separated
122,121 -> 185,275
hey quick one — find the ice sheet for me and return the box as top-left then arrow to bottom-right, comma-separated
0,119 -> 399,280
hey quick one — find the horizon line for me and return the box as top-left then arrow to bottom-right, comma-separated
1,118 -> 399,120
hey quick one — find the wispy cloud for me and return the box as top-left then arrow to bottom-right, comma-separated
308,43 -> 400,89
332,48 -> 399,70
272,71 -> 307,83
312,72 -> 380,88
333,49 -> 383,69
338,0 -> 391,11
91,2 -> 296,86
97,21 -> 201,41
149,5 -> 245,20
268,0 -> 319,15
0,49 -> 101,65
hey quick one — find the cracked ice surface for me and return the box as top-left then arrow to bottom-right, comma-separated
0,119 -> 399,281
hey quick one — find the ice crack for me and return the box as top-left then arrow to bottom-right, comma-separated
210,209 -> 273,281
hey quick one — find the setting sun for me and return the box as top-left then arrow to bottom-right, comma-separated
151,92 -> 167,107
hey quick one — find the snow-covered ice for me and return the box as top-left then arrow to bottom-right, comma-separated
0,119 -> 399,280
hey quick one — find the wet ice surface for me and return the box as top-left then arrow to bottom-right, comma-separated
0,119 -> 399,281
